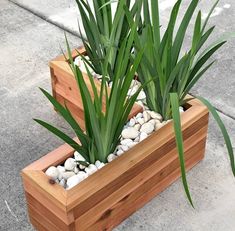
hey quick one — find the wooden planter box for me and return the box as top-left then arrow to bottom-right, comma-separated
49,47 -> 142,130
22,98 -> 209,231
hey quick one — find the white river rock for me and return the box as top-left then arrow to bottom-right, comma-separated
107,154 -> 117,162
121,127 -> 139,139
85,164 -> 98,175
64,158 -> 77,171
143,111 -> 150,122
61,171 -> 75,180
45,166 -> 59,180
139,132 -> 148,142
149,111 -> 163,121
121,139 -> 133,146
140,122 -> 155,134
74,151 -> 86,162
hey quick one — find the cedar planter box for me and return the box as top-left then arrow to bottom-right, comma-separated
22,98 -> 209,231
49,47 -> 142,130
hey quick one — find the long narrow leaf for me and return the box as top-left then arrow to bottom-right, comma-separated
197,97 -> 235,176
170,93 -> 194,207
34,119 -> 89,161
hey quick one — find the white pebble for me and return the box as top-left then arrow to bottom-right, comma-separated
45,166 -> 59,180
121,127 -> 139,139
67,174 -> 84,189
77,171 -> 88,179
107,154 -> 117,162
58,173 -> 63,181
179,106 -> 184,113
74,56 -> 81,67
74,151 -> 86,162
134,136 -> 140,142
127,85 -> 138,96
136,112 -> 143,119
61,171 -> 75,180
137,118 -> 145,125
149,111 -> 163,121
128,118 -> 136,127
143,111 -> 150,122
95,160 -> 101,168
121,139 -> 133,146
79,164 -> 86,170
139,132 -> 148,142
59,179 -> 66,188
116,150 -> 124,156
74,166 -> 79,174
121,145 -> 129,152
136,101 -> 144,107
128,142 -> 138,148
64,158 -> 77,171
57,166 -> 65,173
95,160 -> 105,169
149,119 -> 156,125
85,164 -> 98,175
95,161 -> 105,169
155,122 -> 164,131
140,122 -> 154,134
137,91 -> 146,100
134,124 -> 141,131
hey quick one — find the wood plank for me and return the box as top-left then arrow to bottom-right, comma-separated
30,216 -> 49,231
28,206 -> 62,231
26,192 -> 74,230
74,126 -> 207,229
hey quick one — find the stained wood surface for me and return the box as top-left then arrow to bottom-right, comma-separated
22,98 -> 209,231
50,47 -> 142,129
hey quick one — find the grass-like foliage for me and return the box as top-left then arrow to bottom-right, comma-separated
75,0 -> 142,79
34,27 -> 144,164
125,0 -> 234,206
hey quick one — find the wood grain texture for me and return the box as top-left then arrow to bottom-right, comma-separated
22,98 -> 209,231
49,47 -> 142,129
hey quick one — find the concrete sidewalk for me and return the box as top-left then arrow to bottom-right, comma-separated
0,0 -> 235,230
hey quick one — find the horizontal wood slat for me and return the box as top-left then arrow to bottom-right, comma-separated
26,193 -> 74,230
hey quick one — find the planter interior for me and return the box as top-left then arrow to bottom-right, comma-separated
49,47 -> 143,130
22,97 -> 209,231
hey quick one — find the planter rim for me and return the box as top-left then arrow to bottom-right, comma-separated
22,96 -> 208,213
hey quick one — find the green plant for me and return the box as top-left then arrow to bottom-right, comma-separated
125,0 -> 234,206
34,27 -> 145,164
75,0 -> 142,79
